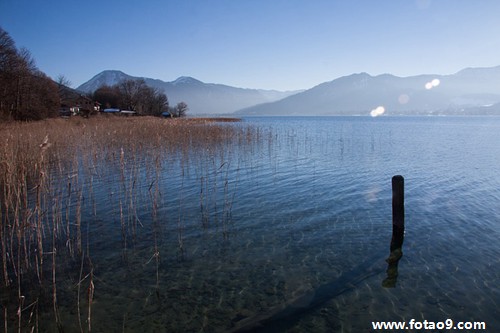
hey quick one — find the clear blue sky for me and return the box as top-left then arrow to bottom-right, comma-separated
1,0 -> 500,91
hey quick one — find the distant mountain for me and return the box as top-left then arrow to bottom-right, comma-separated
236,66 -> 500,116
77,70 -> 135,92
77,70 -> 300,114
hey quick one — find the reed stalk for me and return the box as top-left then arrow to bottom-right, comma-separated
200,176 -> 208,227
75,190 -> 82,257
222,179 -> 230,240
120,199 -> 127,256
177,172 -> 185,260
51,202 -> 62,332
127,154 -> 139,244
77,252 -> 84,333
16,242 -> 23,333
0,115 -> 261,330
148,159 -> 161,297
65,174 -> 73,258
1,206 -> 8,287
87,267 -> 94,333
211,158 -> 219,228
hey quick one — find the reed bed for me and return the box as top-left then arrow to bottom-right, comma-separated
0,115 -> 263,332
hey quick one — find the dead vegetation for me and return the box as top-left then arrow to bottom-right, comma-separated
0,115 -> 260,331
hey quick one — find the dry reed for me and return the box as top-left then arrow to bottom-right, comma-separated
0,115 -> 261,330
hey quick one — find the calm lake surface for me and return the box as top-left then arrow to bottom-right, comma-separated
45,116 -> 500,332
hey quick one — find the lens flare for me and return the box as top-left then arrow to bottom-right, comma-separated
398,94 -> 410,104
370,106 -> 385,117
425,78 -> 441,90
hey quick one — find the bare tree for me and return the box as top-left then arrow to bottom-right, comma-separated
175,102 -> 188,118
56,74 -> 72,88
116,78 -> 149,112
0,27 -> 17,119
93,79 -> 169,116
93,85 -> 121,109
0,27 -> 58,120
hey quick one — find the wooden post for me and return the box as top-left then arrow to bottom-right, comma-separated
387,175 -> 404,263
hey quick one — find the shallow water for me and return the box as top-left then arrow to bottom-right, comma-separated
27,116 -> 500,332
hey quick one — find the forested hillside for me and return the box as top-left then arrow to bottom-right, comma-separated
0,27 -> 59,121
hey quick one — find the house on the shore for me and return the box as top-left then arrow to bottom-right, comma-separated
59,85 -> 100,117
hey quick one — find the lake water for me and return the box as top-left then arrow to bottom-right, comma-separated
35,116 -> 500,332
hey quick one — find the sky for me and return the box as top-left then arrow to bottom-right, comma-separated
1,0 -> 500,91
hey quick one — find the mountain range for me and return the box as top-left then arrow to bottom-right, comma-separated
78,66 -> 500,116
77,70 -> 300,114
236,66 -> 500,116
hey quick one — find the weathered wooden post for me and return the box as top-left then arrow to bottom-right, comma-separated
386,175 -> 404,264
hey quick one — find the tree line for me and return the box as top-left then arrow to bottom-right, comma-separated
0,27 -> 59,121
0,26 -> 188,121
93,79 -> 188,117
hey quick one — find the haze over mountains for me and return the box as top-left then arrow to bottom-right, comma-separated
77,70 -> 299,114
78,66 -> 500,116
237,66 -> 500,116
